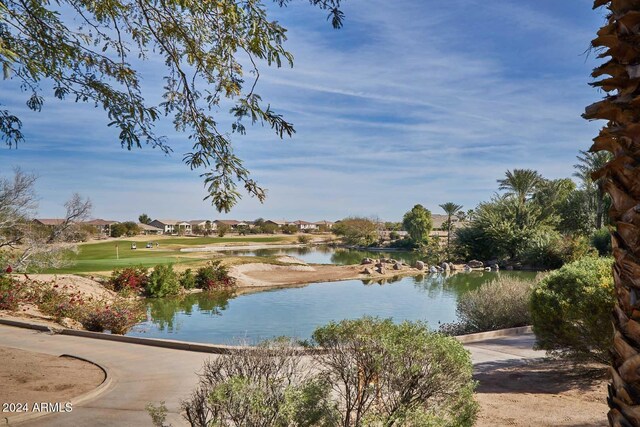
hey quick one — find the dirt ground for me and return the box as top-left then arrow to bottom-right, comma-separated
0,347 -> 105,407
475,359 -> 609,426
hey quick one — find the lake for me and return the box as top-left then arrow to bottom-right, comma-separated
127,264 -> 536,344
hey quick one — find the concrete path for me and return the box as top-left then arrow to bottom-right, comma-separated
0,325 -> 546,426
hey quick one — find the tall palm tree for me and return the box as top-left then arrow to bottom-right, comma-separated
574,150 -> 613,229
439,202 -> 463,261
497,169 -> 544,206
584,2 -> 640,425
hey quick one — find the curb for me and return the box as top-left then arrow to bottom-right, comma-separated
2,353 -> 113,426
0,318 -> 323,355
454,326 -> 533,344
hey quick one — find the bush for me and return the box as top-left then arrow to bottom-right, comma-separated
297,234 -> 311,244
182,338 -> 338,427
0,275 -> 28,310
109,266 -> 148,293
530,256 -> 614,363
80,299 -> 145,334
195,261 -> 236,291
440,275 -> 535,335
145,264 -> 181,297
179,269 -> 197,290
312,317 -> 478,427
591,228 -> 612,256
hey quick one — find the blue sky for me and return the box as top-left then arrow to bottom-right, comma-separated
0,0 -> 606,221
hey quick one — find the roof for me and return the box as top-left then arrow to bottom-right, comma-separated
152,219 -> 185,226
266,220 -> 288,225
188,220 -> 209,225
293,220 -> 313,225
138,223 -> 164,231
84,219 -> 119,226
314,220 -> 334,225
33,218 -> 65,226
215,220 -> 243,225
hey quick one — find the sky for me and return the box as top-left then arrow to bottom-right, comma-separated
0,0 -> 607,222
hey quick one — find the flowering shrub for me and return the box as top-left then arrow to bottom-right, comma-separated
81,299 -> 145,334
109,266 -> 148,293
0,275 -> 27,310
195,261 -> 236,291
37,286 -> 88,321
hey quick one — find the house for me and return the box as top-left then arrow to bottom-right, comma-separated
293,220 -> 317,231
33,218 -> 66,227
313,220 -> 334,230
84,219 -> 120,236
149,219 -> 192,235
188,220 -> 213,234
214,220 -> 247,230
265,220 -> 288,228
138,223 -> 164,235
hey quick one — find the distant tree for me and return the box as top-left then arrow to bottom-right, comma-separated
1,169 -> 92,271
402,205 -> 433,247
192,225 -> 204,236
439,202 -> 463,260
111,221 -> 139,238
573,150 -> 612,229
253,218 -> 265,228
261,223 -> 278,234
138,214 -> 152,225
217,223 -> 230,238
333,217 -> 379,247
281,224 -> 298,235
497,169 -> 544,206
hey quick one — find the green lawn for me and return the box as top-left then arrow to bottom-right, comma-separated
45,235 -> 291,274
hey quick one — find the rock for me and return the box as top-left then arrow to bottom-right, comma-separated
389,259 -> 397,264
363,268 -> 373,275
441,262 -> 450,271
429,266 -> 438,274
491,264 -> 500,271
506,265 -> 514,271
448,262 -> 456,271
393,263 -> 401,270
376,267 -> 385,274
361,258 -> 373,265
463,264 -> 472,272
415,261 -> 425,270
468,260 -> 484,269
484,267 -> 491,272
375,262 -> 383,268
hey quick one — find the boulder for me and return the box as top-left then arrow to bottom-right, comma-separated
484,267 -> 491,272
361,258 -> 374,265
463,264 -> 472,272
429,266 -> 438,274
389,259 -> 397,264
376,266 -> 385,274
441,262 -> 450,271
448,262 -> 456,271
415,261 -> 425,270
393,263 -> 402,271
468,260 -> 484,269
363,268 -> 373,275
375,262 -> 383,268
491,264 -> 500,271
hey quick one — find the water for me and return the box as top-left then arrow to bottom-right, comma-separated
127,270 -> 536,345
226,246 -> 425,265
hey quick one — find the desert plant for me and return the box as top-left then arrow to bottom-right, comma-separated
146,264 -> 181,297
0,275 -> 29,310
109,266 -> 149,293
312,317 -> 478,427
217,223 -> 230,237
530,256 -> 614,363
182,338 -> 338,427
195,261 -> 236,291
179,269 -> 197,290
297,234 -> 311,244
80,298 -> 145,334
440,275 -> 535,335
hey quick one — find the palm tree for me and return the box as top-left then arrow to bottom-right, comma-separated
497,169 -> 544,206
573,150 -> 612,229
439,202 -> 463,261
585,2 -> 640,425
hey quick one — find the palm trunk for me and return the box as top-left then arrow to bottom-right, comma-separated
584,2 -> 640,425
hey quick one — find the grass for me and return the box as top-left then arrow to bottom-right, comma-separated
44,235 -> 293,274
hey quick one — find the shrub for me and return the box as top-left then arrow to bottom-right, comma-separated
195,261 -> 236,291
591,228 -> 612,256
440,275 -> 535,335
297,234 -> 311,244
0,275 -> 28,310
530,256 -> 614,363
179,268 -> 197,290
182,338 -> 338,427
109,266 -> 148,293
217,223 -> 230,237
145,264 -> 181,297
312,317 -> 478,427
37,286 -> 87,321
80,299 -> 145,334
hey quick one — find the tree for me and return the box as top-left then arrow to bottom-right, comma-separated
0,169 -> 92,271
402,204 -> 432,247
439,202 -> 463,260
138,214 -> 152,225
1,0 -> 346,213
497,169 -> 544,206
584,3 -> 640,424
217,223 -> 230,237
332,217 -> 379,247
111,221 -> 139,237
573,150 -> 612,229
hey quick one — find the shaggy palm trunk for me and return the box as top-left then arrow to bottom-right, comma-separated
584,2 -> 640,425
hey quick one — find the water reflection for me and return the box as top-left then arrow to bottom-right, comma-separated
143,291 -> 234,332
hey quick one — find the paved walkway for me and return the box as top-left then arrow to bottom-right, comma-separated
0,325 -> 545,426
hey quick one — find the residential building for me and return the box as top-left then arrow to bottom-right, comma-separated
293,220 -> 317,231
84,219 -> 119,236
138,223 -> 164,235
214,220 -> 247,230
149,219 -> 192,234
313,220 -> 334,230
